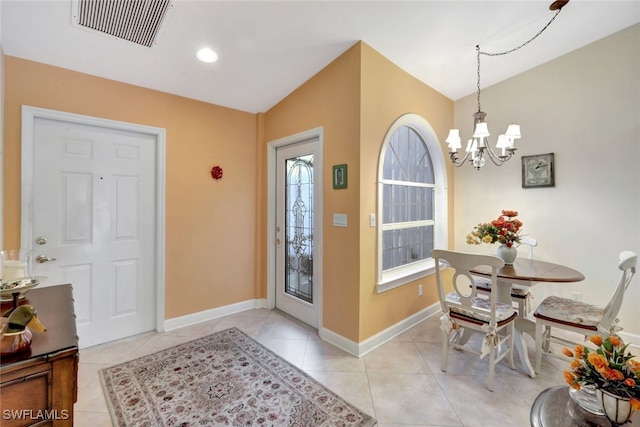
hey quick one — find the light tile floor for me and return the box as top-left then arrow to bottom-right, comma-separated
72,309 -> 592,426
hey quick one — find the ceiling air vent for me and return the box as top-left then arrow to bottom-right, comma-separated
72,0 -> 173,48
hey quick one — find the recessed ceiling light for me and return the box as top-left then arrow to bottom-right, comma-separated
197,48 -> 218,63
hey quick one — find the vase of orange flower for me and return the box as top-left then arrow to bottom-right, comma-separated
467,210 -> 523,265
496,244 -> 517,265
563,334 -> 640,426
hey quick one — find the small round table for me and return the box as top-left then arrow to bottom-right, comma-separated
471,258 -> 585,377
530,385 -> 640,427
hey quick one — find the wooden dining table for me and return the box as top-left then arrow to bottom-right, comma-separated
471,257 -> 585,378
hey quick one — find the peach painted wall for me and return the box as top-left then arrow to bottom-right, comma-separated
3,56 -> 259,319
263,42 -> 455,342
263,43 -> 363,340
5,42 -> 454,342
358,44 -> 454,341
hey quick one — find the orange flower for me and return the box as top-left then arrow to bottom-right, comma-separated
589,335 -> 603,346
587,353 -> 609,373
467,210 -> 522,246
604,368 -> 625,381
562,347 -> 574,358
609,335 -> 622,347
563,333 -> 638,404
564,370 -> 577,387
574,345 -> 584,359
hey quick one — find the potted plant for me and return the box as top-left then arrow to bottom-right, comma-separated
466,209 -> 523,264
563,332 -> 640,425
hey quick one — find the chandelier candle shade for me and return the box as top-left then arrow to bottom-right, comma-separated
446,0 -> 569,170
445,45 -> 522,170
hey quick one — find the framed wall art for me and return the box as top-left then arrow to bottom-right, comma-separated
333,164 -> 347,189
522,153 -> 554,188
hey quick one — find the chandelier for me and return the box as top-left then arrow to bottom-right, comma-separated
445,0 -> 569,170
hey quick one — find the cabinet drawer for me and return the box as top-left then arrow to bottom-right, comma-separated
1,366 -> 51,427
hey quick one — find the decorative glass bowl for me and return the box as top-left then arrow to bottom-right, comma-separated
569,385 -> 605,416
0,276 -> 47,302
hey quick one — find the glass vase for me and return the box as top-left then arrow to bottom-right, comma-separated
569,385 -> 604,415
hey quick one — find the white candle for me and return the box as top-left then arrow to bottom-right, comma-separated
3,260 -> 26,281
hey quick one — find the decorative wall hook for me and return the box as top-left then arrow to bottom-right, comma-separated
211,166 -> 223,181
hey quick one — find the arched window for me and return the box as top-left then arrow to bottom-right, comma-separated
377,114 -> 448,292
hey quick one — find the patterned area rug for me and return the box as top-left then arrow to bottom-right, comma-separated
100,327 -> 377,426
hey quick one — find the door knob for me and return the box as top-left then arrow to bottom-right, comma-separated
35,255 -> 57,264
35,236 -> 48,245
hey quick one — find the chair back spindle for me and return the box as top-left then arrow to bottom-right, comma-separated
599,251 -> 637,334
534,251 -> 637,373
516,236 -> 538,260
432,249 -> 516,391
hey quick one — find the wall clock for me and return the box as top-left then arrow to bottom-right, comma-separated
522,153 -> 554,188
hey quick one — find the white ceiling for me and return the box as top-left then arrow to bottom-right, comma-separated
2,1 -> 639,113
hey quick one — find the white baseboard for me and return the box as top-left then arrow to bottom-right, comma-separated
319,302 -> 441,358
620,330 -> 640,352
163,298 -> 268,332
164,299 -> 640,358
162,298 -> 441,358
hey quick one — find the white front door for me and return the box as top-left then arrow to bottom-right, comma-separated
275,139 -> 321,328
22,108 -> 162,348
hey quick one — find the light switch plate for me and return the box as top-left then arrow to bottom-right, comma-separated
333,213 -> 347,227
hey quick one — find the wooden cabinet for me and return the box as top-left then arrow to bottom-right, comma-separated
1,285 -> 78,427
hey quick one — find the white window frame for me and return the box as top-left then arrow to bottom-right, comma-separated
376,113 -> 448,293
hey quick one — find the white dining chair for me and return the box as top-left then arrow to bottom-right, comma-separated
475,236 -> 538,317
533,251 -> 637,373
432,249 -> 516,391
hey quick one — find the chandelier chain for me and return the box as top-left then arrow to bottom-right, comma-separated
476,8 -> 564,113
447,1 -> 569,169
479,9 -> 563,57
476,46 -> 482,112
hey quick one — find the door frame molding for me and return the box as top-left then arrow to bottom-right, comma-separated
267,127 -> 323,329
20,105 -> 167,333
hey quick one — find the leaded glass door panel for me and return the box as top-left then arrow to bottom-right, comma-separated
275,141 -> 318,327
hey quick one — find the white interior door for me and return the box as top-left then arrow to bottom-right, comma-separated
24,112 -> 159,348
275,140 -> 320,328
